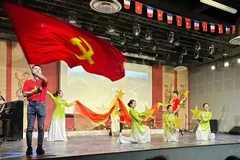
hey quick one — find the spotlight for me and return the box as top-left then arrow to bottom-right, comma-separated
152,41 -> 157,51
68,11 -> 77,24
211,65 -> 216,70
209,44 -> 214,55
224,61 -> 229,67
238,58 -> 240,64
167,32 -> 175,44
107,22 -> 115,33
181,46 -> 188,55
120,34 -> 126,45
194,51 -> 199,59
174,37 -> 180,46
133,37 -> 140,46
195,42 -> 201,52
145,30 -> 152,41
222,49 -> 228,57
178,55 -> 183,64
133,23 -> 141,37
138,48 -> 143,56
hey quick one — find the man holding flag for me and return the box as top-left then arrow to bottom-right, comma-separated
22,65 -> 48,155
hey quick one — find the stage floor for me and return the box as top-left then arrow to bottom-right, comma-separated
1,132 -> 240,160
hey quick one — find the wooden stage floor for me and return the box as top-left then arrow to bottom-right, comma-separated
0,132 -> 240,160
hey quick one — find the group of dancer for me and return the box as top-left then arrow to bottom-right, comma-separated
21,65 -> 215,155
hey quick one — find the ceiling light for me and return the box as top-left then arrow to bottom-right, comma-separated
209,44 -> 214,55
200,0 -> 237,14
211,65 -> 216,70
237,58 -> 240,64
145,30 -> 152,41
167,32 -> 175,44
182,46 -> 188,55
133,23 -> 141,37
224,61 -> 229,67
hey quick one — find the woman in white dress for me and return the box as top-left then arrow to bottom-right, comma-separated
47,90 -> 75,141
117,99 -> 151,144
163,105 -> 179,142
110,105 -> 120,136
196,103 -> 215,140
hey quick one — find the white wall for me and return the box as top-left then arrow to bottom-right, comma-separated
190,63 -> 240,132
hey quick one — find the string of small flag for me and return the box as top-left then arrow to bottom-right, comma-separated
123,0 -> 235,35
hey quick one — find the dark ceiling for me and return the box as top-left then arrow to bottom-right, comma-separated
0,0 -> 239,68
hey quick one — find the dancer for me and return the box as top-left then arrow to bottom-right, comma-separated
47,90 -> 75,141
171,90 -> 183,135
110,104 -> 120,136
117,99 -> 151,144
22,65 -> 47,155
196,103 -> 215,140
163,105 -> 179,142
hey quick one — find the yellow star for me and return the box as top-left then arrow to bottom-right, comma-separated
172,117 -> 181,128
191,105 -> 201,119
184,90 -> 189,98
141,106 -> 154,120
158,102 -> 170,108
116,89 -> 124,99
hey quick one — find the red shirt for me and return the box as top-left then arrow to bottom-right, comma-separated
22,79 -> 48,102
172,97 -> 180,111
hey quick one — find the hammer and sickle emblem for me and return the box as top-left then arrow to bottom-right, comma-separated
70,37 -> 94,65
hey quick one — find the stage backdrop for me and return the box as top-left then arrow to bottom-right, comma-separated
60,62 -> 152,114
0,40 -> 189,131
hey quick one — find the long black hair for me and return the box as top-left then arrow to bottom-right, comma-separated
127,99 -> 136,107
53,90 -> 62,97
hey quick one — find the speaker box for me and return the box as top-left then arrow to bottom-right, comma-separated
210,119 -> 218,133
229,126 -> 240,135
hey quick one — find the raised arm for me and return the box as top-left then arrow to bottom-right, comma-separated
47,91 -> 57,101
64,100 -> 76,107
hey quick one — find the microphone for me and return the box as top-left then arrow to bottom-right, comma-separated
0,95 -> 5,101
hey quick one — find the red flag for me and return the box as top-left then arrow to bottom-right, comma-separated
176,16 -> 182,27
4,3 -> 125,81
218,24 -> 223,34
157,9 -> 163,21
185,18 -> 191,29
135,1 -> 142,14
232,25 -> 236,34
202,22 -> 208,32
